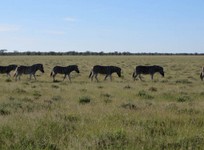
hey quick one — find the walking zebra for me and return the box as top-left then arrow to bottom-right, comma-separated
0,64 -> 17,76
200,67 -> 204,81
14,64 -> 44,81
133,65 -> 164,81
89,65 -> 121,82
50,65 -> 80,82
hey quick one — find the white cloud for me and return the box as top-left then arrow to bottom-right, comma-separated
0,24 -> 20,32
64,17 -> 77,22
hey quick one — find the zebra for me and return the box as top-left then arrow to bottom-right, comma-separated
0,64 -> 17,76
200,67 -> 204,81
89,65 -> 121,82
14,63 -> 44,81
133,65 -> 164,81
50,65 -> 80,82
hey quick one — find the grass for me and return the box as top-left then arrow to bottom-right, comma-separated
0,55 -> 204,149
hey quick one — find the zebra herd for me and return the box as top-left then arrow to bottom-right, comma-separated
0,64 -> 203,82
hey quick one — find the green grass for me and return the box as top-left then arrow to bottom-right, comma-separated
0,55 -> 204,149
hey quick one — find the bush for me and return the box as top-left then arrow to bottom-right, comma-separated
79,96 -> 91,104
0,108 -> 10,115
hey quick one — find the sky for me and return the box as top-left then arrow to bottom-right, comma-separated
0,0 -> 204,53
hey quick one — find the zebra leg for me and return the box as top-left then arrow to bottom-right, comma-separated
95,74 -> 99,82
91,73 -> 94,81
109,75 -> 112,81
132,72 -> 135,80
7,73 -> 11,77
151,74 -> 154,80
63,74 -> 66,81
15,72 -> 20,81
29,74 -> 32,80
53,74 -> 56,82
15,74 -> 18,81
18,74 -> 21,81
67,74 -> 71,82
133,73 -> 138,81
139,74 -> 143,81
33,74 -> 36,80
104,74 -> 108,80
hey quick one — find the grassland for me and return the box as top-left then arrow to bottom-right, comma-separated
0,55 -> 204,150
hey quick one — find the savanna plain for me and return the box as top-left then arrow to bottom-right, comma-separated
0,55 -> 204,150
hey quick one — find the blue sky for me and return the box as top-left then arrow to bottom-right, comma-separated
0,0 -> 204,53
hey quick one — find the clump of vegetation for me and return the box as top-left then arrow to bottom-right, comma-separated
79,96 -> 91,104
14,88 -> 27,94
101,93 -> 111,98
9,97 -> 15,101
95,130 -> 128,149
5,78 -> 12,82
52,96 -> 63,101
138,90 -> 154,99
33,91 -> 42,99
124,85 -> 131,89
21,97 -> 33,102
0,108 -> 10,115
31,85 -> 36,88
148,86 -> 157,92
104,99 -> 112,104
176,79 -> 192,84
101,93 -> 112,104
165,103 -> 178,111
56,113 -> 80,123
200,92 -> 204,96
51,84 -> 59,89
177,95 -> 191,102
97,86 -> 103,89
161,135 -> 204,150
177,108 -> 200,115
80,88 -> 87,92
121,103 -> 137,110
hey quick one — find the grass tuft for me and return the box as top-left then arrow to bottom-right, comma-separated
79,96 -> 91,104
177,95 -> 191,102
95,130 -> 128,149
138,90 -> 154,99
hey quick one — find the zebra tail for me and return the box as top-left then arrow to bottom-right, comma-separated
50,71 -> 53,77
89,70 -> 93,78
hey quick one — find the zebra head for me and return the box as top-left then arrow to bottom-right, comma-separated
38,64 -> 45,73
158,66 -> 164,77
116,67 -> 121,77
74,65 -> 80,73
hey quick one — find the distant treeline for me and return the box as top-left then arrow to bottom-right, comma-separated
0,50 -> 203,56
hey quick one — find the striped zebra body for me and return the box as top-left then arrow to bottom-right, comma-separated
89,65 -> 121,82
133,65 -> 164,81
14,64 -> 44,81
50,65 -> 80,82
0,64 -> 17,76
